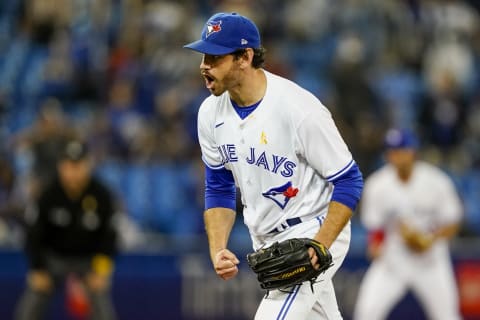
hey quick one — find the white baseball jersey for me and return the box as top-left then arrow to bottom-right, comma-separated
354,160 -> 462,320
197,70 -> 354,249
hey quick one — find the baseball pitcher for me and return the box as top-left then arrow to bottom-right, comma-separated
184,12 -> 363,320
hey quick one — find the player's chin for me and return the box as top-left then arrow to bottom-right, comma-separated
209,87 -> 226,97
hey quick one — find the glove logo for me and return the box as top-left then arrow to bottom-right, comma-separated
279,266 -> 306,279
262,181 -> 299,209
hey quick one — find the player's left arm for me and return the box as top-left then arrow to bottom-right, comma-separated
88,185 -> 118,291
314,201 -> 353,249
433,171 -> 463,242
314,163 -> 363,248
432,222 -> 460,240
294,99 -> 364,249
426,170 -> 463,245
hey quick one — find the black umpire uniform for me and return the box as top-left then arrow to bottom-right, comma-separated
15,139 -> 118,320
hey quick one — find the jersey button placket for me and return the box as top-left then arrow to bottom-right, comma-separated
240,123 -> 251,186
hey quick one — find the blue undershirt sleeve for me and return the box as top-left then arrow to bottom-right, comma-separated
330,162 -> 364,211
205,165 -> 236,211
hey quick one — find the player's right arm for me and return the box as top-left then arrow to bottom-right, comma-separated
205,207 -> 239,280
203,166 -> 239,280
197,99 -> 239,280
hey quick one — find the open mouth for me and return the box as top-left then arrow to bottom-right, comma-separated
203,74 -> 215,89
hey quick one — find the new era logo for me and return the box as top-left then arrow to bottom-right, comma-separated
241,38 -> 248,45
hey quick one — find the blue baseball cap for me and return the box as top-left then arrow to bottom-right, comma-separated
384,128 -> 419,149
184,12 -> 261,55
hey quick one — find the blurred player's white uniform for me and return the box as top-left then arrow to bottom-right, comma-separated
354,161 -> 462,320
198,71 -> 353,319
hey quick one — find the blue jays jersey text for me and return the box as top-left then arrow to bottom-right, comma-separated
218,144 -> 296,177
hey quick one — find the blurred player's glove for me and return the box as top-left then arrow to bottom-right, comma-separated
246,238 -> 333,292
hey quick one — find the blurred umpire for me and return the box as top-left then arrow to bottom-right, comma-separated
15,139 -> 118,320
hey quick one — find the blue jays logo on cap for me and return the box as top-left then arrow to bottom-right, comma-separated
184,12 -> 261,55
206,20 -> 222,37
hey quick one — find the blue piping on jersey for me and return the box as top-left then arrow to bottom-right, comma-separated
326,159 -> 355,182
204,165 -> 236,210
277,285 -> 300,320
330,162 -> 363,211
202,156 -> 225,170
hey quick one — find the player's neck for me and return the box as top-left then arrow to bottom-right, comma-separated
229,68 -> 266,106
396,166 -> 413,183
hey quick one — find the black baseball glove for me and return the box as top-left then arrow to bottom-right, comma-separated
246,238 -> 333,292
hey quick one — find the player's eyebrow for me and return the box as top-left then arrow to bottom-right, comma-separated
202,54 -> 227,65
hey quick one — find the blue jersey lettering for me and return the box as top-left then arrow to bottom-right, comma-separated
218,144 -> 238,164
280,161 -> 296,177
246,147 -> 256,164
272,155 -> 287,173
244,147 -> 296,177
255,151 -> 270,170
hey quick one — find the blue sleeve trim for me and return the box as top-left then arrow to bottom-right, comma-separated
205,165 -> 236,210
327,159 -> 355,181
202,156 -> 225,170
330,162 -> 363,211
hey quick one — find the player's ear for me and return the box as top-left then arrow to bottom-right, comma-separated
238,48 -> 254,69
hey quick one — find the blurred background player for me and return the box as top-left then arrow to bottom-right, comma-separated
353,128 -> 462,320
15,139 -> 118,320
